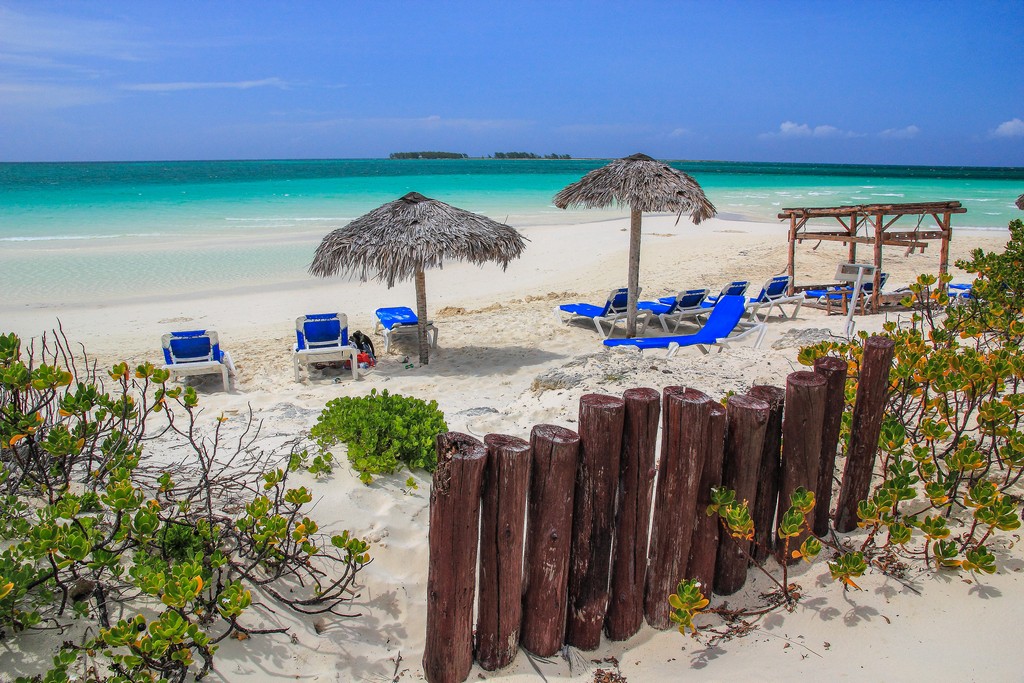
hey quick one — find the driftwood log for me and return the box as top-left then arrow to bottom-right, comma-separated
835,335 -> 896,532
812,356 -> 849,538
777,371 -> 827,565
686,401 -> 727,591
423,433 -> 489,683
566,394 -> 626,651
645,387 -> 712,629
521,424 -> 580,657
713,395 -> 770,595
476,434 -> 531,671
748,385 -> 785,565
606,388 -> 660,642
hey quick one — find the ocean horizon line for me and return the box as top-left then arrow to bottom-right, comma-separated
2,157 -> 1023,175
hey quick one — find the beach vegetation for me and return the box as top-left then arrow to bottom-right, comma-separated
491,152 -> 572,159
795,220 -> 1024,576
389,151 -> 469,159
0,331 -> 369,682
311,389 -> 447,484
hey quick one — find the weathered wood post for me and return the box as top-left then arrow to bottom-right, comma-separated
812,356 -> 849,538
476,434 -> 531,671
423,433 -> 489,683
606,388 -> 660,642
645,387 -> 711,629
521,424 -> 579,657
713,395 -> 770,595
777,371 -> 827,565
748,385 -> 785,564
686,401 -> 727,591
566,394 -> 625,651
835,336 -> 896,532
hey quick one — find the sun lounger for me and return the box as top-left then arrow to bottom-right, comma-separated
745,275 -> 805,322
554,287 -> 635,338
948,283 -> 973,300
161,330 -> 235,392
806,273 -> 889,315
374,306 -> 438,354
293,313 -> 358,382
603,295 -> 766,357
638,287 -> 710,333
701,281 -> 749,308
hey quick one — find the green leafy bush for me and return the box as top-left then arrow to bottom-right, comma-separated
311,389 -> 447,483
795,222 -> 1024,577
0,331 -> 369,682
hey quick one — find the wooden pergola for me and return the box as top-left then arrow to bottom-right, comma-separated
779,201 -> 966,311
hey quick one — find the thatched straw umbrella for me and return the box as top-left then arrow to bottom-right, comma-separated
553,153 -> 716,337
309,192 -> 527,365
1016,193 -> 1024,211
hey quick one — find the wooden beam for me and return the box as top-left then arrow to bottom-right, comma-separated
778,201 -> 966,220
848,214 -> 859,263
872,213 -> 883,311
797,233 -> 876,244
939,212 -> 951,276
787,215 -> 796,295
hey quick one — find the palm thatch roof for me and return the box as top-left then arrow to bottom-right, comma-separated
553,153 -> 716,223
309,192 -> 527,286
1017,193 -> 1024,211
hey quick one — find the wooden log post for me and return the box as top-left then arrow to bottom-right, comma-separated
476,434 -> 531,671
423,433 -> 489,683
686,401 -> 727,592
748,385 -> 785,565
811,357 -> 849,538
777,372 -> 827,566
713,395 -> 770,596
835,336 -> 896,533
645,387 -> 712,629
521,424 -> 580,657
566,394 -> 626,651
606,388 -> 660,642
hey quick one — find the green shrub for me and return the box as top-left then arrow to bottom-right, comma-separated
311,389 -> 447,483
0,331 -> 369,682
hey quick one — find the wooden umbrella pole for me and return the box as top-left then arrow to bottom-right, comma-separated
415,269 -> 430,365
626,208 -> 643,338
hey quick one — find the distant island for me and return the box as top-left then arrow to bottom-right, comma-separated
389,152 -> 469,159
389,151 -> 572,160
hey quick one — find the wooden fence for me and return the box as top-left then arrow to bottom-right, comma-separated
422,336 -> 895,683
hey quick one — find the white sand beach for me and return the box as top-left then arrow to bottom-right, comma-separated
3,215 -> 1018,682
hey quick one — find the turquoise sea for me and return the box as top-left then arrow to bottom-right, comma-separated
2,159 -> 1022,307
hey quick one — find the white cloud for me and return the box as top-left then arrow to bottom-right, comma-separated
122,78 -> 289,92
760,120 -> 858,140
0,82 -> 109,109
879,125 -> 920,139
993,118 -> 1024,138
0,7 -> 146,61
669,127 -> 691,138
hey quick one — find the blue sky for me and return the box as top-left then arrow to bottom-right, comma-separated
1,1 -> 1022,165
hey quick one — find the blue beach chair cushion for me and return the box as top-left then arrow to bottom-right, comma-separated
603,295 -> 765,356
554,287 -> 634,338
160,330 -> 233,391
374,306 -> 438,353
293,313 -> 357,382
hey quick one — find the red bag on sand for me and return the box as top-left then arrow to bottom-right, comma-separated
357,352 -> 375,368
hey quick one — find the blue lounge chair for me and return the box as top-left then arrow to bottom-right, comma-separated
293,313 -> 358,382
948,283 -> 973,300
638,288 -> 710,333
554,287 -> 635,338
374,306 -> 438,354
806,273 -> 889,315
603,295 -> 766,357
161,330 -> 235,392
745,275 -> 805,322
701,280 -> 750,308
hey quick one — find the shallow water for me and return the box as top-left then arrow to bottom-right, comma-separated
2,159 -> 1020,306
